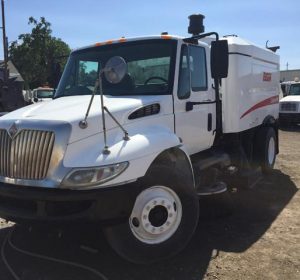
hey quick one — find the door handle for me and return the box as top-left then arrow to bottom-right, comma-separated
207,113 -> 212,131
185,100 -> 216,111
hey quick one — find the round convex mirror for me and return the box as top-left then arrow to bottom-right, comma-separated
104,56 -> 127,84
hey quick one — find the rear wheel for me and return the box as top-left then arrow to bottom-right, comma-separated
255,127 -> 277,173
103,164 -> 199,264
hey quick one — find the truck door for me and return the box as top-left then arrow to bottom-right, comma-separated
174,43 -> 216,155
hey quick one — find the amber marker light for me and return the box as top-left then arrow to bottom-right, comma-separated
161,35 -> 172,39
118,37 -> 126,43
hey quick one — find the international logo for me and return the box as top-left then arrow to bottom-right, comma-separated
7,122 -> 19,139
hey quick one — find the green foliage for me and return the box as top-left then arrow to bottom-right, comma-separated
9,17 -> 71,89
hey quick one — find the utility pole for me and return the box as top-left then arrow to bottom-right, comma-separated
286,62 -> 289,71
1,0 -> 8,84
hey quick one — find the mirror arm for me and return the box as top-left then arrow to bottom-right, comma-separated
79,56 -> 128,155
213,76 -> 223,144
183,32 -> 219,43
99,72 -> 110,155
79,78 -> 100,129
103,106 -> 130,141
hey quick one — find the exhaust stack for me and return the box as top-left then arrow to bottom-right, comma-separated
188,14 -> 205,36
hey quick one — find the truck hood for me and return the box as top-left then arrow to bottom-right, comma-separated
280,95 -> 300,102
0,95 -> 170,143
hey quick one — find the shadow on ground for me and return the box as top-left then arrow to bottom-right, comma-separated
0,169 -> 298,280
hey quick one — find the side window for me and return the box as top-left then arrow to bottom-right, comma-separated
177,45 -> 191,99
189,46 -> 207,92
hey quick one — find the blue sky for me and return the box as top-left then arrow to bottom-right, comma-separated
2,0 -> 300,70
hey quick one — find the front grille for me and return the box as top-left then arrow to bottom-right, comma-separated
280,102 -> 298,112
0,129 -> 55,180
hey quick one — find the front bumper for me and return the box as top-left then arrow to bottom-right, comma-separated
279,113 -> 300,124
0,181 -> 140,225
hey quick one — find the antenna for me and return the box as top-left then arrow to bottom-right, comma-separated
1,0 -> 8,84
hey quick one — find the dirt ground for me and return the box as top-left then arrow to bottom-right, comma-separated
0,127 -> 299,280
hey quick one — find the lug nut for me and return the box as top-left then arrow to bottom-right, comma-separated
132,217 -> 140,227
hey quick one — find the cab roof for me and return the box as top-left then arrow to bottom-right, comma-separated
72,35 -> 184,53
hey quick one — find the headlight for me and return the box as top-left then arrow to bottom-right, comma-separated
61,162 -> 129,188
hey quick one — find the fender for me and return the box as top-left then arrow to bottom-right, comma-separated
150,146 -> 196,188
262,115 -> 277,126
63,125 -> 182,187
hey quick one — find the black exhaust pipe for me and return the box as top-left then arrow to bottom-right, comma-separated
188,14 -> 205,36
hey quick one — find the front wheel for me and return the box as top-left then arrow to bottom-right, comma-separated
103,164 -> 199,264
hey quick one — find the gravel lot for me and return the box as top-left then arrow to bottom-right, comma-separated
0,127 -> 299,280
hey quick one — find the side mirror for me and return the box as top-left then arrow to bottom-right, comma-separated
211,40 -> 229,79
104,56 -> 127,84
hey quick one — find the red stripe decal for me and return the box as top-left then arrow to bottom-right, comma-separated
240,95 -> 279,119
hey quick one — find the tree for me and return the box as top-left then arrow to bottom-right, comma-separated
9,17 -> 71,89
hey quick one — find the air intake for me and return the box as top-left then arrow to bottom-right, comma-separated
128,104 -> 160,120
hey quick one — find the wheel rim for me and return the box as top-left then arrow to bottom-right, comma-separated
268,136 -> 275,165
129,186 -> 182,244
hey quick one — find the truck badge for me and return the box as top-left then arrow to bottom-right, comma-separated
8,122 -> 19,139
263,72 -> 272,82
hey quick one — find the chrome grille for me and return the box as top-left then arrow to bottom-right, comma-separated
280,102 -> 298,112
0,129 -> 55,180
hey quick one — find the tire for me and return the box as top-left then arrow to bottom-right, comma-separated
103,164 -> 199,264
255,127 -> 277,174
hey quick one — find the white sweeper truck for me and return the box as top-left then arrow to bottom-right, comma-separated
0,14 -> 280,263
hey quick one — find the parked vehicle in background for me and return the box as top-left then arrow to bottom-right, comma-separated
279,81 -> 300,125
0,14 -> 280,263
32,87 -> 54,102
280,78 -> 300,97
22,89 -> 33,103
281,81 -> 292,97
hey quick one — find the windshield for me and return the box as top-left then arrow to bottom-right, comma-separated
36,89 -> 54,98
55,39 -> 177,97
289,84 -> 300,95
